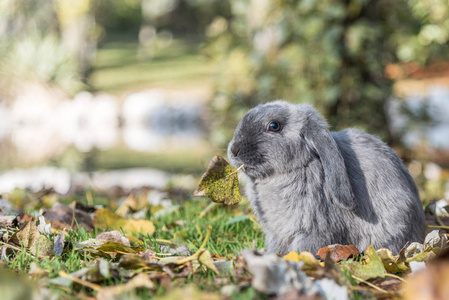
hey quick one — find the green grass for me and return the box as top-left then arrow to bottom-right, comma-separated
152,200 -> 264,255
49,145 -> 215,175
1,196 -> 265,299
93,146 -> 214,175
89,36 -> 215,96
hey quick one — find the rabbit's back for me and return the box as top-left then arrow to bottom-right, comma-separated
332,128 -> 426,252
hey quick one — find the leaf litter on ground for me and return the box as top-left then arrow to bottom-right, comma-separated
1,183 -> 449,299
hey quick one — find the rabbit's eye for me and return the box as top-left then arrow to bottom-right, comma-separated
267,121 -> 281,132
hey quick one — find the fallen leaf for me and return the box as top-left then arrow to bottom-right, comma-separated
119,249 -> 159,270
213,260 -> 233,276
50,259 -> 117,288
44,203 -> 94,231
316,244 -> 359,262
345,245 -> 386,281
283,251 -> 321,271
405,242 -> 425,258
0,216 -> 17,227
33,235 -> 55,257
116,192 -> 151,218
405,248 -> 438,263
53,228 -> 66,256
197,249 -> 219,274
242,249 -> 319,295
376,248 -> 409,273
75,237 -> 144,259
96,241 -> 144,255
93,208 -> 155,235
192,156 -> 242,205
159,244 -> 192,256
75,238 -> 104,249
8,217 -> 40,248
96,230 -> 131,246
37,215 -> 51,235
159,256 -> 188,265
424,230 -> 448,248
97,273 -> 154,300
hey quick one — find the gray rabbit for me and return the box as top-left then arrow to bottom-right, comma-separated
228,100 -> 426,255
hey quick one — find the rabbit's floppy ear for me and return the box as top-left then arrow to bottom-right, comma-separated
301,112 -> 356,211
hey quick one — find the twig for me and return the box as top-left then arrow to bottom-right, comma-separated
0,241 -> 22,252
233,164 -> 245,173
385,273 -> 408,283
427,225 -> 449,230
155,239 -> 176,245
351,275 -> 388,294
351,285 -> 397,295
196,224 -> 203,240
58,271 -> 102,292
199,202 -> 216,219
176,225 -> 212,265
0,241 -> 36,258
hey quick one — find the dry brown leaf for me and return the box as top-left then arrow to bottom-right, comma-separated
44,203 -> 94,231
96,230 -> 131,246
316,244 -> 359,262
8,217 -> 40,248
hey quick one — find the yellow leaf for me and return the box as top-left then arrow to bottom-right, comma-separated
345,245 -> 386,281
283,251 -> 320,271
376,248 -> 409,273
198,249 -> 219,274
94,209 -> 155,235
193,156 -> 242,205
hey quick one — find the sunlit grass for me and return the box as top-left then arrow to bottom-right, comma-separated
93,146 -> 214,175
3,197 -> 264,299
89,36 -> 215,96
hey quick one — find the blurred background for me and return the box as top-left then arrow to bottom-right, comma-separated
0,0 -> 448,203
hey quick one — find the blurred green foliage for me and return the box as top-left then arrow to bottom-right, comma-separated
205,0 -> 449,147
0,0 -> 79,96
2,0 -> 449,151
0,0 -> 91,97
94,0 -> 142,33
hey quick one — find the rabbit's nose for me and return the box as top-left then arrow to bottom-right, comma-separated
231,145 -> 240,157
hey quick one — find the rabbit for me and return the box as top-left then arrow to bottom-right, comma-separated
227,100 -> 426,255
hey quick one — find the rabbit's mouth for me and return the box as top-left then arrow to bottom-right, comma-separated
243,165 -> 252,173
241,164 -> 263,178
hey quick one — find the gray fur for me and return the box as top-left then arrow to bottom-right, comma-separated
228,100 -> 426,255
